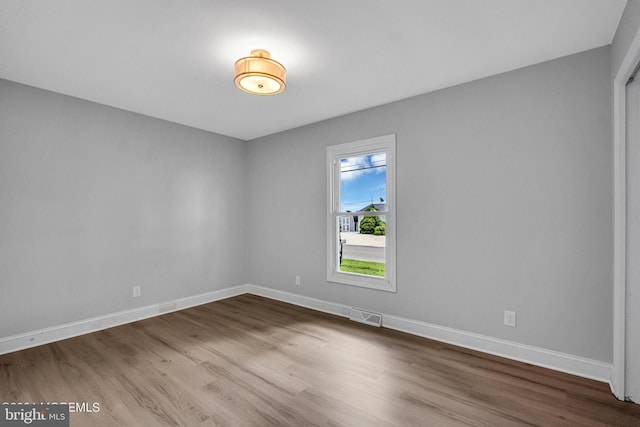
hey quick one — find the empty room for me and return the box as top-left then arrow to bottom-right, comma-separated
2,0 -> 640,425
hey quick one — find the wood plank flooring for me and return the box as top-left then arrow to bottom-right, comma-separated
1,294 -> 638,426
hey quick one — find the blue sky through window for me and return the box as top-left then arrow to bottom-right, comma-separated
340,152 -> 386,212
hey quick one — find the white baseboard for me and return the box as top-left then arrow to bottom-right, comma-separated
0,285 -> 248,356
382,314 -> 612,383
0,283 -> 613,387
246,284 -> 612,384
246,284 -> 352,318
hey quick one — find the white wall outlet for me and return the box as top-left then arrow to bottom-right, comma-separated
133,286 -> 141,298
295,275 -> 301,286
504,310 -> 516,327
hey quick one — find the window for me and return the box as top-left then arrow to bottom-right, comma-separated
327,134 -> 396,292
339,216 -> 351,232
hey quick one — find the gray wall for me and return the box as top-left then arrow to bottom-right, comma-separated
0,45 -> 615,363
0,79 -> 247,337
247,46 -> 613,362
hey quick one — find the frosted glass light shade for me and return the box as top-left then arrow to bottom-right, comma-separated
234,49 -> 286,95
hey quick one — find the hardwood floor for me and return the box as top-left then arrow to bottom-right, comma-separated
1,294 -> 638,426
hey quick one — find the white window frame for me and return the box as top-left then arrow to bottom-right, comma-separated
326,134 -> 396,292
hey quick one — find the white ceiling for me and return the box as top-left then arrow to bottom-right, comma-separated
0,0 -> 627,141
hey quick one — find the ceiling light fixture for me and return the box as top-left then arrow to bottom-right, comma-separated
234,49 -> 286,95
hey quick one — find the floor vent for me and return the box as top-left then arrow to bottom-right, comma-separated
349,308 -> 382,327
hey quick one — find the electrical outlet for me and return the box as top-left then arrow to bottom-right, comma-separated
504,310 -> 516,328
295,275 -> 301,286
133,286 -> 141,298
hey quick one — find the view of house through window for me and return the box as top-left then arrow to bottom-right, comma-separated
338,152 -> 387,278
327,134 -> 396,292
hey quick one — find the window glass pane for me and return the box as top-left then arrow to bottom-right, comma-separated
340,152 -> 386,213
337,214 -> 386,278
327,134 -> 395,291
